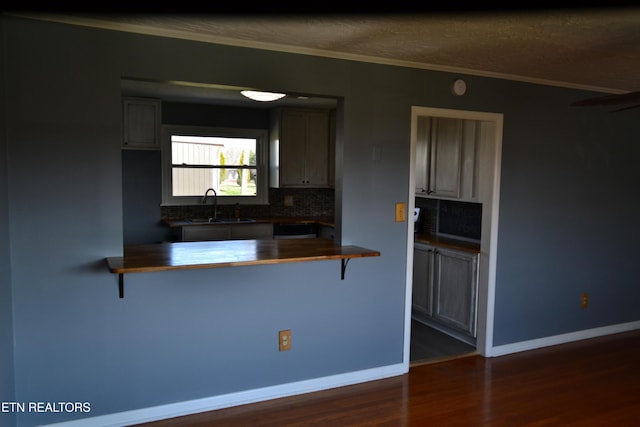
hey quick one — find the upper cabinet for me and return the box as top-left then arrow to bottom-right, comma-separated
270,108 -> 334,188
416,116 -> 479,202
122,97 -> 161,150
328,110 -> 336,188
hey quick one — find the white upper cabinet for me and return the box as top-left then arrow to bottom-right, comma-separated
416,116 -> 479,202
270,108 -> 332,188
122,97 -> 161,150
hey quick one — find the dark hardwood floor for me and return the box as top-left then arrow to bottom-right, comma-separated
136,329 -> 640,426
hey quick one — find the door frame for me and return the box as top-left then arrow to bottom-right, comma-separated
404,106 -> 503,364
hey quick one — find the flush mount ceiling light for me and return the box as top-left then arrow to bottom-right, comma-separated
451,79 -> 467,96
240,90 -> 287,102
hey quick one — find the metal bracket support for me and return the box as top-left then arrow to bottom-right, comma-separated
341,259 -> 350,280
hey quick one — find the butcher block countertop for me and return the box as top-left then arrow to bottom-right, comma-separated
106,238 -> 379,297
107,238 -> 377,274
414,233 -> 481,254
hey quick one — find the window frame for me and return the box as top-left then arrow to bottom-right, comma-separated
161,124 -> 269,206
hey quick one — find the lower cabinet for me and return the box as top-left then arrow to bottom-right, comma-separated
413,242 -> 479,340
229,223 -> 274,240
180,223 -> 274,242
412,245 -> 434,317
318,225 -> 335,240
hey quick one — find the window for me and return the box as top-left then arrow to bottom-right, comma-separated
162,125 -> 268,205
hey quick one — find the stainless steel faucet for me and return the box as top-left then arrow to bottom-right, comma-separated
202,188 -> 217,220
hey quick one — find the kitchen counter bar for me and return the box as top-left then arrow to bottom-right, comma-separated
106,238 -> 380,298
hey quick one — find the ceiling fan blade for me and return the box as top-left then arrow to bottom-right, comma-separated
571,91 -> 640,107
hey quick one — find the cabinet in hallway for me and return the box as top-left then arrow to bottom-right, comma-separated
413,242 -> 479,342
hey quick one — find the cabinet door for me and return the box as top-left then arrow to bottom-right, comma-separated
415,116 -> 431,196
182,226 -> 230,241
122,97 -> 161,150
429,117 -> 462,198
460,120 -> 479,201
279,109 -> 308,186
433,248 -> 478,336
304,111 -> 330,186
229,223 -> 273,240
275,108 -> 330,188
415,115 -> 480,202
412,244 -> 434,316
328,111 -> 336,188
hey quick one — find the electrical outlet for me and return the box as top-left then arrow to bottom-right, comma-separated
284,195 -> 294,207
581,293 -> 589,308
279,329 -> 291,351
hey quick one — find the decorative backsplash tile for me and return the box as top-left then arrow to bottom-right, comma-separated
438,200 -> 482,240
414,197 -> 482,241
415,198 -> 438,234
161,188 -> 335,220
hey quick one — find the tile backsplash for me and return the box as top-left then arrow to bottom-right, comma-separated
415,198 -> 439,234
438,199 -> 482,240
415,197 -> 482,241
161,188 -> 335,220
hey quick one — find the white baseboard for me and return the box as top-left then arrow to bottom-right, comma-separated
43,363 -> 407,427
40,321 -> 640,426
490,321 -> 640,357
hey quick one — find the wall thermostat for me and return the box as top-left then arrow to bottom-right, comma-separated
451,79 -> 467,96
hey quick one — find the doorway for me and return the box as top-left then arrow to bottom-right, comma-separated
404,107 -> 503,366
410,319 -> 476,363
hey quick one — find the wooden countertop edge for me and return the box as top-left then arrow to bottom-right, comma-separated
164,217 -> 335,228
414,233 -> 481,254
106,239 -> 380,275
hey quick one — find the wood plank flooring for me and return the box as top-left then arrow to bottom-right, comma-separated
135,329 -> 640,427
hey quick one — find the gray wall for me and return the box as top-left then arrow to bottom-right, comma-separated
122,150 -> 169,245
493,87 -> 640,342
0,17 -> 16,427
2,16 -> 639,426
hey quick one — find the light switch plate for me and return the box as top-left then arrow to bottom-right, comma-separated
395,202 -> 406,222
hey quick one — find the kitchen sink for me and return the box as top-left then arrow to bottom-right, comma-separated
188,218 -> 256,224
188,218 -> 213,223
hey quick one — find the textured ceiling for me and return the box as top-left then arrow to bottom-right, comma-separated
22,9 -> 640,94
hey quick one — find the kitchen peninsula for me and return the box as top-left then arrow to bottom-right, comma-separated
106,238 -> 380,298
